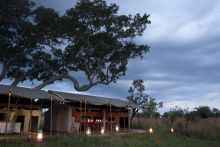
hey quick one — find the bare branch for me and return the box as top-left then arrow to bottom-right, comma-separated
33,73 -> 109,91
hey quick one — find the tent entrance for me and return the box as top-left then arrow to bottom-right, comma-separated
31,116 -> 39,132
119,117 -> 128,129
16,116 -> 25,132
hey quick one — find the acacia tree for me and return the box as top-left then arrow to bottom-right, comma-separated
127,80 -> 147,124
127,80 -> 163,126
0,0 -> 151,91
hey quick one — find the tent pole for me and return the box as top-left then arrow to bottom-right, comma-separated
103,110 -> 106,131
124,117 -> 125,131
80,100 -> 82,133
128,105 -> 130,132
84,100 -> 86,133
57,106 -> 60,136
4,91 -> 11,142
50,98 -> 53,137
29,99 -> 33,137
110,100 -> 112,133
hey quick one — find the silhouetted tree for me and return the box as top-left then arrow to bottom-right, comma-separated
168,106 -> 185,126
162,112 -> 169,118
212,108 -> 220,117
152,112 -> 161,118
127,79 -> 163,126
127,80 -> 148,126
0,0 -> 151,91
195,106 -> 212,118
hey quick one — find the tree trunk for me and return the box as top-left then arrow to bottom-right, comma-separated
144,112 -> 147,129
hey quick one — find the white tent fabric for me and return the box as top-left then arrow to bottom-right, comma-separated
49,90 -> 139,108
0,84 -> 64,102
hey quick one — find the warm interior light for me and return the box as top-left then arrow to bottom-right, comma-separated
37,132 -> 43,142
171,127 -> 174,133
149,128 -> 153,134
86,127 -> 91,135
115,125 -> 119,132
101,127 -> 105,134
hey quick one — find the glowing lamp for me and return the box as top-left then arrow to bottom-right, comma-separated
86,127 -> 91,135
115,125 -> 119,132
171,127 -> 174,133
149,128 -> 153,134
37,130 -> 43,142
101,127 -> 105,135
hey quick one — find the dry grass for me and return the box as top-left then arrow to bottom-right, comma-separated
132,117 -> 220,139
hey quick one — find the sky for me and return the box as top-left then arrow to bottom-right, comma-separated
2,0 -> 220,113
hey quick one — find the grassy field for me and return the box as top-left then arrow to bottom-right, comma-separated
2,132 -> 220,147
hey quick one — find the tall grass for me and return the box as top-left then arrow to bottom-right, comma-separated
132,117 -> 220,139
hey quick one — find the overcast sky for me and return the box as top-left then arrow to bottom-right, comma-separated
2,0 -> 220,113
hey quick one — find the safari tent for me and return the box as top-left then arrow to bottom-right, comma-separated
0,84 -> 138,135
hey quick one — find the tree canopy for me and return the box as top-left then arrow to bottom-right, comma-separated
0,0 -> 151,90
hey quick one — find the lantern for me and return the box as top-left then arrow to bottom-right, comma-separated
37,130 -> 43,142
171,127 -> 174,133
101,127 -> 105,135
115,124 -> 119,132
149,128 -> 153,134
86,127 -> 91,135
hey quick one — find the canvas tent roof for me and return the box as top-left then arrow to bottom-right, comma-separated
49,90 -> 139,108
0,84 -> 64,102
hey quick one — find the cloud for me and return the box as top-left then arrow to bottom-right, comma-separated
1,0 -> 220,113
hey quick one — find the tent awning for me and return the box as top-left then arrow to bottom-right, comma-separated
49,90 -> 139,108
0,84 -> 138,108
0,84 -> 65,102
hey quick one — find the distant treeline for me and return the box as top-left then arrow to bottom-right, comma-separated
163,106 -> 220,120
137,106 -> 220,119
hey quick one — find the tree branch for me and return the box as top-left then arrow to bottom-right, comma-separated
11,67 -> 45,86
33,73 -> 109,91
